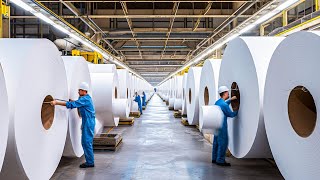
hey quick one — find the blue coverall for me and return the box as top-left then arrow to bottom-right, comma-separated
212,98 -> 238,163
134,95 -> 143,114
66,94 -> 96,165
142,92 -> 146,107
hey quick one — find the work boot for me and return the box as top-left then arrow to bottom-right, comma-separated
216,162 -> 231,166
79,163 -> 95,168
211,160 -> 216,164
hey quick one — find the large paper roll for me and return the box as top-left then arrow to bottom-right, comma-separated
113,98 -> 130,119
181,73 -> 188,115
89,64 -> 119,99
61,56 -> 92,157
174,99 -> 182,110
0,63 -> 9,173
200,105 -> 224,134
91,73 -> 119,127
219,37 -> 284,158
175,76 -> 183,99
186,67 -> 202,125
117,69 -> 130,99
0,39 -> 68,179
264,31 -> 320,179
199,59 -> 221,132
168,98 -> 175,109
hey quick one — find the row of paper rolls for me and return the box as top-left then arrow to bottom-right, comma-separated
0,39 -> 154,179
157,31 -> 320,179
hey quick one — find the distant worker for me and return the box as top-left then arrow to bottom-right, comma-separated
142,91 -> 146,107
134,92 -> 143,115
50,82 -> 96,168
212,86 -> 238,166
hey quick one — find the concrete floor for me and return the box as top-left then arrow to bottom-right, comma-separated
52,94 -> 283,180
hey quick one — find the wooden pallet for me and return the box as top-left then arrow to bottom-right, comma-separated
93,133 -> 123,151
119,117 -> 135,125
181,118 -> 196,126
129,111 -> 141,118
173,111 -> 182,118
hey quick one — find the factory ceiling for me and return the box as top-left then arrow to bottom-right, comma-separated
11,0 -> 271,85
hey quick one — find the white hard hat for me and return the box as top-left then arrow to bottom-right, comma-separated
218,86 -> 229,94
79,82 -> 89,91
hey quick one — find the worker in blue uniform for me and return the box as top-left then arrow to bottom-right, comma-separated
142,91 -> 146,107
212,86 -> 238,166
50,82 -> 96,168
134,92 -> 143,115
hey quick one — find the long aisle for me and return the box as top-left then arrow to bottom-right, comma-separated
52,94 -> 282,180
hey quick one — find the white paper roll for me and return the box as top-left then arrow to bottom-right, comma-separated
0,39 -> 68,179
0,63 -> 9,173
89,64 -> 120,99
61,56 -> 92,157
264,31 -> 320,180
168,98 -> 175,109
117,69 -> 130,99
174,99 -> 182,111
90,73 -> 119,127
219,37 -> 284,158
113,98 -> 130,119
186,67 -> 202,125
175,76 -> 183,99
200,105 -> 224,134
181,73 -> 188,115
199,59 -> 221,131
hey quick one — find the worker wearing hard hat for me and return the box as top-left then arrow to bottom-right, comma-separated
50,82 -> 96,168
212,86 -> 238,166
134,92 -> 143,115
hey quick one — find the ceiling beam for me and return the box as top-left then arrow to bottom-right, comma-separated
125,54 -> 186,59
120,2 -> 143,59
119,48 -> 191,51
193,2 -> 213,31
11,15 -> 252,19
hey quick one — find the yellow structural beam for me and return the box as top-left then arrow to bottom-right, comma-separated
72,49 -> 103,64
282,10 -> 288,26
316,0 -> 319,11
0,2 -> 10,38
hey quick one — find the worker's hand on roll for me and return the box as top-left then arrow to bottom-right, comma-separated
230,96 -> 237,101
50,100 -> 67,106
50,100 -> 57,106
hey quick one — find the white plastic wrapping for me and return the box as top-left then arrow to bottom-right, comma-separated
199,59 -> 221,132
186,67 -> 202,125
0,39 -> 68,179
199,105 -> 224,134
219,37 -> 284,158
113,98 -> 130,119
90,73 -> 119,127
264,31 -> 320,180
61,56 -> 91,157
181,73 -> 188,115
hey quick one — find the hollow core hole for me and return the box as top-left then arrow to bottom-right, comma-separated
288,86 -> 317,138
127,88 -> 129,98
41,95 -> 55,130
115,87 -> 118,99
189,88 -> 192,104
204,86 -> 209,105
231,82 -> 240,111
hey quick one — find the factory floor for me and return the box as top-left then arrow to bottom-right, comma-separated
52,94 -> 283,180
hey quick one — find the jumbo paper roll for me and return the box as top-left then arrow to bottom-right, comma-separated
181,73 -> 188,115
264,31 -> 320,179
0,39 -> 68,179
91,73 -> 119,127
175,76 -> 183,99
200,105 -> 224,134
174,99 -> 182,111
199,59 -> 221,132
168,98 -> 175,109
62,56 -> 92,157
219,37 -> 284,158
89,64 -> 120,99
0,63 -> 9,173
117,69 -> 130,99
113,99 -> 130,119
186,67 -> 202,125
